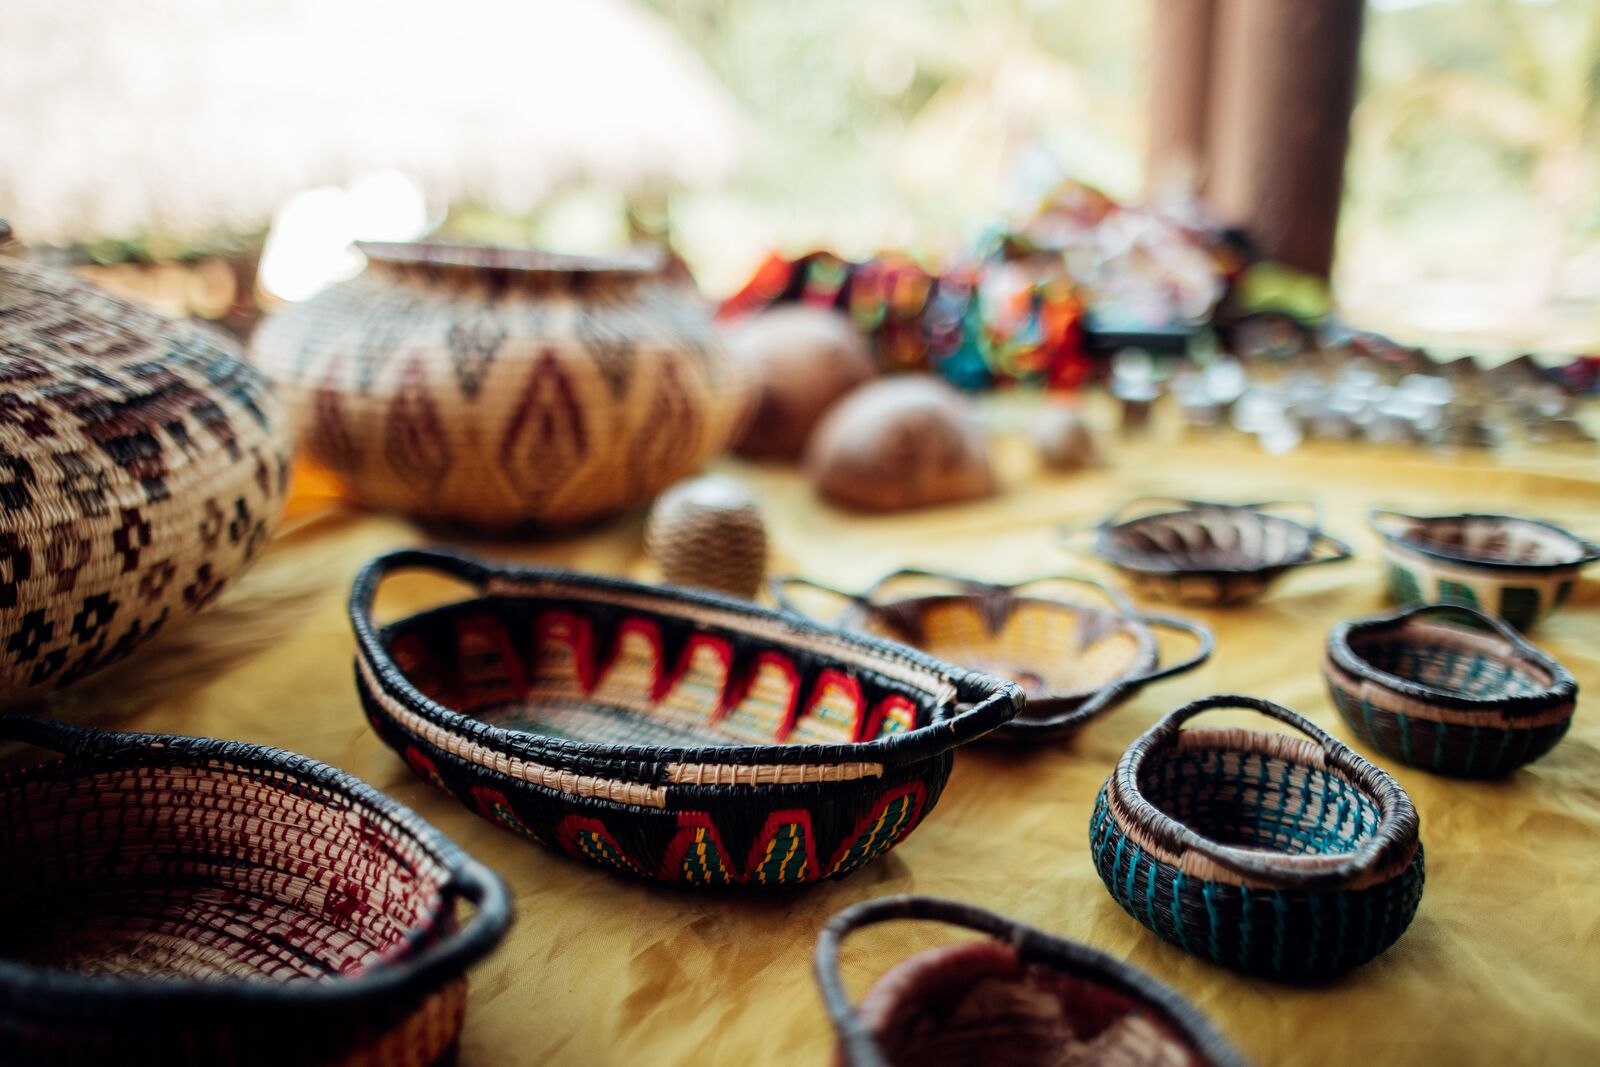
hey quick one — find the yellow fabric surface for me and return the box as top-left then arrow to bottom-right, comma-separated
79,424 -> 1600,1065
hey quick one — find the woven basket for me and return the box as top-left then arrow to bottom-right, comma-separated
1369,508 -> 1600,630
1325,602 -> 1578,777
816,896 -> 1251,1067
1080,498 -> 1353,606
1091,696 -> 1424,980
250,241 -> 749,532
0,716 -> 509,1067
772,568 -> 1212,743
350,549 -> 1022,887
0,232 -> 292,706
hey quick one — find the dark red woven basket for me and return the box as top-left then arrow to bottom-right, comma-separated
0,716 -> 509,1067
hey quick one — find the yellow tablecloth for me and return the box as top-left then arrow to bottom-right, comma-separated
74,420 -> 1600,1065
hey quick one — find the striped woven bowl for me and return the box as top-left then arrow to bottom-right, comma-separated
1325,602 -> 1578,777
817,896 -> 1250,1067
1091,696 -> 1424,980
351,549 -> 1022,887
772,568 -> 1212,742
0,717 -> 509,1067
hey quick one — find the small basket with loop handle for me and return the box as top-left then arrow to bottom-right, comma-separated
0,716 -> 510,1067
1072,497 -> 1353,606
1325,601 -> 1578,777
1091,695 -> 1424,980
771,568 -> 1212,743
816,895 -> 1252,1067
350,549 -> 1022,887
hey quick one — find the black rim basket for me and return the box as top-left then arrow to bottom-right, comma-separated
1325,601 -> 1578,777
1090,696 -> 1424,981
350,549 -> 1023,887
816,895 -> 1251,1067
0,715 -> 510,1067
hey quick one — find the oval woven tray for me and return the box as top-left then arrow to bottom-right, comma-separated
351,549 -> 1023,887
0,716 -> 508,1067
816,896 -> 1250,1067
1091,695 -> 1424,980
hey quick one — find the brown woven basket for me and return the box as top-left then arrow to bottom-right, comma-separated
0,716 -> 509,1067
816,896 -> 1251,1067
772,568 -> 1212,742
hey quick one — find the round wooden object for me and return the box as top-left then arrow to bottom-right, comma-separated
725,306 -> 877,461
644,476 -> 768,599
1033,405 -> 1100,471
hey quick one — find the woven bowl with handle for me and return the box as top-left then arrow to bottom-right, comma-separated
771,568 -> 1212,743
1091,695 -> 1424,980
351,549 -> 1022,887
0,716 -> 509,1067
1078,497 -> 1353,606
1369,508 -> 1600,630
1325,602 -> 1578,777
816,895 -> 1251,1067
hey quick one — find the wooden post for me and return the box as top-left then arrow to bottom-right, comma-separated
1146,0 -> 1218,198
1204,0 -> 1365,277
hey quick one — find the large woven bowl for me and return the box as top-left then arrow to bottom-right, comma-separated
351,549 -> 1022,887
817,896 -> 1251,1067
0,225 -> 292,706
772,568 -> 1212,743
0,716 -> 509,1067
251,241 -> 748,531
1091,696 -> 1424,980
1083,498 -> 1353,606
1369,508 -> 1600,629
1325,602 -> 1578,777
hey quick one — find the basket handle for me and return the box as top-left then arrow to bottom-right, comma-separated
0,715 -> 112,757
349,547 -> 495,665
1300,528 -> 1355,568
767,575 -> 873,622
393,856 -> 513,990
1366,507 -> 1419,542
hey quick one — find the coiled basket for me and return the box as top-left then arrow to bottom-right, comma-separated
351,549 -> 1022,887
1090,696 -> 1424,980
816,896 -> 1250,1067
1325,602 -> 1578,777
0,716 -> 510,1067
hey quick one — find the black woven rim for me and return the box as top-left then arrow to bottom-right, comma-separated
816,895 -> 1252,1067
1326,602 -> 1577,715
351,548 -> 1025,778
1092,499 -> 1353,579
0,716 -> 511,1020
1369,508 -> 1600,573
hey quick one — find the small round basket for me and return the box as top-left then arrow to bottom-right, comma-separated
351,550 -> 1022,887
1091,696 -> 1424,980
772,568 -> 1212,743
1325,602 -> 1578,777
1079,498 -> 1353,606
1369,508 -> 1600,629
0,717 -> 510,1067
816,896 -> 1251,1067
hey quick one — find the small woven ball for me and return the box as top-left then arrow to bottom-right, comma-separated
644,476 -> 769,599
1033,404 -> 1100,471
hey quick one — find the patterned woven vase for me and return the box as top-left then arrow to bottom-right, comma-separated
251,242 -> 749,531
0,223 -> 292,707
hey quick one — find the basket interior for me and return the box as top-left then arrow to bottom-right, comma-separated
384,598 -> 945,748
1346,620 -> 1553,700
0,758 -> 452,983
857,939 -> 1208,1067
1104,510 -> 1314,574
856,597 -> 1147,700
1388,515 -> 1586,567
1138,738 -> 1379,858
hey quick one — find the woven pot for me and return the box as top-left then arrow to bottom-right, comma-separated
0,228 -> 292,707
350,549 -> 1022,887
817,896 -> 1251,1067
644,475 -> 768,599
0,716 -> 509,1067
1091,695 -> 1424,980
251,242 -> 748,531
772,568 -> 1212,743
1325,602 -> 1578,777
1369,508 -> 1600,630
1080,498 -> 1353,606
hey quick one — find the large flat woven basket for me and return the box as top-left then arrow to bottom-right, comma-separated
351,549 -> 1023,887
816,895 -> 1251,1067
0,716 -> 509,1067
